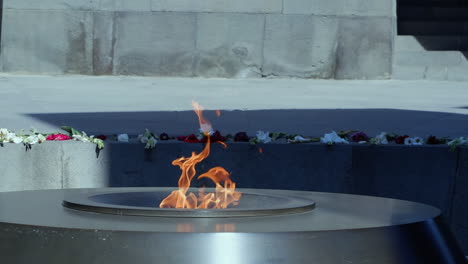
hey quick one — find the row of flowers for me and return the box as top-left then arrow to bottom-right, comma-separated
0,127 -> 105,149
1,127 -> 467,151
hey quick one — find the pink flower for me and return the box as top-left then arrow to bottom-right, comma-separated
46,134 -> 71,141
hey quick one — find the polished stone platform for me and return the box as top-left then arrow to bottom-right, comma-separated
0,188 -> 466,264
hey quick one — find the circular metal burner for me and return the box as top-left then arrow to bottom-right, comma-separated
0,188 -> 466,264
62,189 -> 316,217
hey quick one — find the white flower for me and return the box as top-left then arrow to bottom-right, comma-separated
138,134 -> 147,143
448,137 -> 467,147
12,136 -> 23,144
405,137 -> 424,146
117,134 -> 129,142
256,131 -> 272,144
73,135 -> 89,142
370,132 -> 388,145
320,131 -> 349,145
404,137 -> 413,145
5,132 -> 17,142
199,127 -> 214,136
23,135 -> 41,145
4,132 -> 23,144
138,129 -> 158,149
145,137 -> 158,149
0,128 -> 8,137
413,137 -> 424,145
37,134 -> 46,143
293,136 -> 308,142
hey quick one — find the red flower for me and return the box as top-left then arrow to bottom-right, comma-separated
211,131 -> 226,142
234,132 -> 250,142
395,135 -> 409,144
426,136 -> 440,145
159,133 -> 170,140
46,134 -> 71,141
95,135 -> 107,140
177,134 -> 200,143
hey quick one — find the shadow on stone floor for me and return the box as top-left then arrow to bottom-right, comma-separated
26,108 -> 468,138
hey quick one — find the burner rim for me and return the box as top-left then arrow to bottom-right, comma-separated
62,189 -> 316,218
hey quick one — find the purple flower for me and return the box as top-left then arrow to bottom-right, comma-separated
349,132 -> 369,142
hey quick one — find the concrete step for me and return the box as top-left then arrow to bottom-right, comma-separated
395,35 -> 467,51
394,50 -> 467,67
398,7 -> 468,20
398,20 -> 467,35
393,50 -> 468,80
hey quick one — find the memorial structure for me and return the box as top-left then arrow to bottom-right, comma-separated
0,0 -> 466,80
0,0 -> 467,262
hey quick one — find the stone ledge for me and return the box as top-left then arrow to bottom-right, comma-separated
3,0 -> 284,13
3,0 -> 397,16
283,0 -> 395,17
151,0 -> 283,14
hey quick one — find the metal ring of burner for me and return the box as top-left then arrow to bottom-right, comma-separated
62,190 -> 316,218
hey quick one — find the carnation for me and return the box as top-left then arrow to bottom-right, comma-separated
234,132 -> 249,142
320,131 -> 349,145
117,134 -> 129,143
349,132 -> 369,143
256,131 -> 272,144
395,135 -> 409,144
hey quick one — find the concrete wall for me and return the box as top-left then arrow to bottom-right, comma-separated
0,141 -> 466,253
0,0 -> 395,79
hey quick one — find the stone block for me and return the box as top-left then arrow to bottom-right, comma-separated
61,141 -> 110,188
392,65 -> 426,80
452,147 -> 468,228
425,66 -> 449,81
112,12 -> 196,76
151,0 -> 282,13
263,15 -> 339,78
105,142 -> 353,192
195,13 -> 265,78
0,143 -> 62,192
344,0 -> 394,17
92,12 -> 115,75
451,147 -> 468,253
334,17 -> 393,79
283,0 -> 394,16
395,51 -> 464,67
451,226 -> 468,255
351,145 -> 457,217
3,0 -> 98,10
107,143 -> 145,187
447,66 -> 468,82
156,143 -> 352,192
283,0 -> 344,15
98,0 -> 151,11
1,9 -> 93,74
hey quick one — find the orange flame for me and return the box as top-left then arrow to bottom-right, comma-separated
159,101 -> 242,209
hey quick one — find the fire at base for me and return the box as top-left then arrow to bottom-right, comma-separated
159,102 -> 242,209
